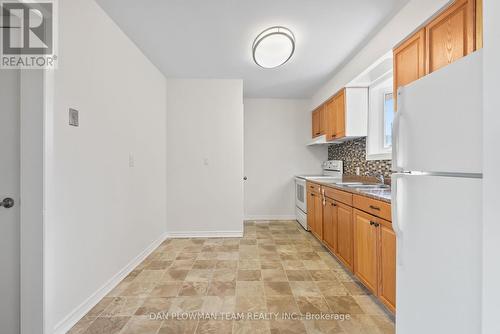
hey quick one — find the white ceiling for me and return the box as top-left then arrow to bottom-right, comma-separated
96,0 -> 409,98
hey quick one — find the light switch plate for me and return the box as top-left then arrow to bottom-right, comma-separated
69,108 -> 79,127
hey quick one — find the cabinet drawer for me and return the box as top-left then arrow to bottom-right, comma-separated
353,195 -> 391,221
324,187 -> 353,206
307,182 -> 321,194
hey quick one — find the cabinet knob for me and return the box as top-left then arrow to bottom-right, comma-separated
369,205 -> 381,211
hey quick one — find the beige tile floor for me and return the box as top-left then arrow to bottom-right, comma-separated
69,221 -> 394,334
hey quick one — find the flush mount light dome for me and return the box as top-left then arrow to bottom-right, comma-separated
252,26 -> 295,69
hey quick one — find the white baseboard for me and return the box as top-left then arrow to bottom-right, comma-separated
244,215 -> 297,221
52,231 -> 168,334
165,231 -> 243,238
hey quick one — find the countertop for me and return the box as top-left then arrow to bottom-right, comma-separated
308,176 -> 392,203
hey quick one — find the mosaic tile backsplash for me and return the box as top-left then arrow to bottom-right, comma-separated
328,137 -> 392,178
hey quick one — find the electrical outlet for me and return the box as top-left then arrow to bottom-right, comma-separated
69,108 -> 79,127
129,153 -> 135,167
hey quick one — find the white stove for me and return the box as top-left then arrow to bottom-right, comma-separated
295,160 -> 343,230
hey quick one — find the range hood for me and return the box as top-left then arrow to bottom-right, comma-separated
307,134 -> 366,146
307,134 -> 340,146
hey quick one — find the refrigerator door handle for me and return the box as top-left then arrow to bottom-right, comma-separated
391,173 -> 404,266
392,88 -> 404,172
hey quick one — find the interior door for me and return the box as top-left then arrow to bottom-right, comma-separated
0,69 -> 20,333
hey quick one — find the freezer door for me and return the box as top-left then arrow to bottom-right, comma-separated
392,173 -> 482,334
393,50 -> 482,174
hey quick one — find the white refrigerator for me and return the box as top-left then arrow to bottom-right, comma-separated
392,50 -> 483,334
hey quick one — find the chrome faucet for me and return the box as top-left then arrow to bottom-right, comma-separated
374,174 -> 385,185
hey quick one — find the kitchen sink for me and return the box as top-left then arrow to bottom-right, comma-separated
345,184 -> 390,189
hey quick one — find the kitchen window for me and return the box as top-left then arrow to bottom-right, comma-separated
366,73 -> 393,160
383,92 -> 394,148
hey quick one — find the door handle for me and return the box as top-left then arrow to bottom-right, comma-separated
0,198 -> 15,209
243,176 -> 247,181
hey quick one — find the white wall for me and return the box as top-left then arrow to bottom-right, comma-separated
482,1 -> 500,333
44,0 -> 167,332
166,79 -> 244,237
310,0 -> 451,109
244,99 -> 326,220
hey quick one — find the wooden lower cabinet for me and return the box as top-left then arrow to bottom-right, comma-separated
307,187 -> 323,240
313,191 -> 323,240
353,209 -> 396,312
353,209 -> 379,293
336,202 -> 354,271
307,190 -> 317,234
378,220 -> 396,312
322,197 -> 338,253
309,184 -> 396,313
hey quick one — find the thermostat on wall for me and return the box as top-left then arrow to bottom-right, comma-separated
69,108 -> 79,127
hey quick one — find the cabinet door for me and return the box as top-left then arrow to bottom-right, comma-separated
307,191 -> 316,232
378,220 -> 396,312
425,0 -> 475,74
312,109 -> 321,138
313,192 -> 323,240
393,29 -> 425,110
324,98 -> 336,141
336,202 -> 353,271
322,198 -> 338,252
353,209 -> 378,294
319,105 -> 326,136
334,90 -> 346,138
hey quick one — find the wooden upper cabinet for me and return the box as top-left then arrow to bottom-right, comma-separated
312,109 -> 321,138
311,87 -> 367,140
425,0 -> 476,74
378,220 -> 396,313
334,90 -> 346,138
324,97 -> 336,140
393,29 -> 425,109
353,209 -> 379,294
325,89 -> 347,141
312,106 -> 326,138
319,106 -> 326,135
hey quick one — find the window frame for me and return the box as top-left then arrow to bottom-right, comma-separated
366,72 -> 393,161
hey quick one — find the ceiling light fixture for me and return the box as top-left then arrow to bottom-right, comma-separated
252,26 -> 295,69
